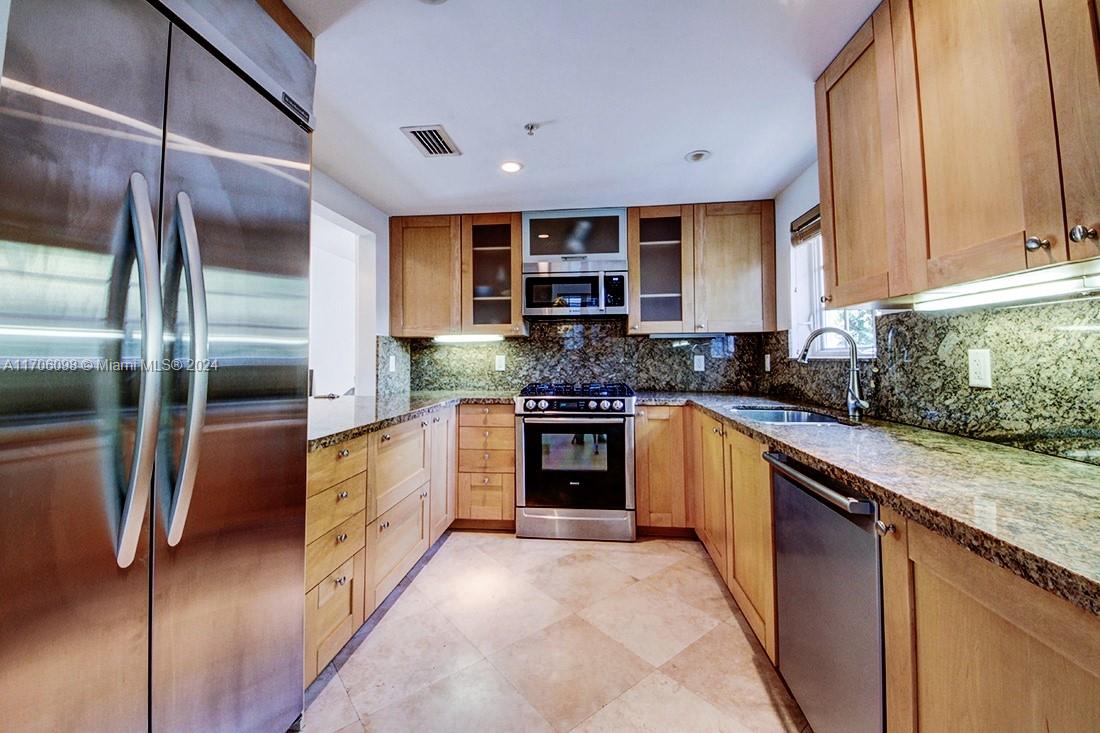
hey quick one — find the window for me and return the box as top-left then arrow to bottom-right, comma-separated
788,208 -> 876,360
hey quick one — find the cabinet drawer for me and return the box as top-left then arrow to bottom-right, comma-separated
304,550 -> 365,685
307,436 -> 367,496
306,472 -> 367,544
366,485 -> 429,611
458,404 -> 514,427
305,510 -> 365,590
368,418 -> 430,522
457,472 -> 515,521
458,448 -> 515,473
458,426 -> 514,451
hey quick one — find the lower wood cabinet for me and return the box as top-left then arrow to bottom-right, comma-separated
693,410 -> 730,581
305,510 -> 366,590
455,404 -> 516,524
429,407 -> 457,545
365,485 -> 430,613
367,417 -> 430,522
881,507 -> 1100,732
457,472 -> 515,521
304,550 -> 365,684
635,405 -> 688,528
306,472 -> 366,545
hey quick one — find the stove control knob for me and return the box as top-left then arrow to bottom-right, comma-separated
525,400 -> 536,410
612,400 -> 624,411
588,400 -> 598,410
537,400 -> 549,411
599,400 -> 611,410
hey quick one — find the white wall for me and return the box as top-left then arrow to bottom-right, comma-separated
309,215 -> 359,395
312,169 -> 391,395
773,162 -> 820,331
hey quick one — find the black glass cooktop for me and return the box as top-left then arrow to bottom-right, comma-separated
519,382 -> 636,398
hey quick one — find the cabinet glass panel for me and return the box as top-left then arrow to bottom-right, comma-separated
638,216 -> 683,323
471,223 -> 513,325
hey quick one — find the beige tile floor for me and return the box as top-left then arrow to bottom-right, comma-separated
304,531 -> 810,733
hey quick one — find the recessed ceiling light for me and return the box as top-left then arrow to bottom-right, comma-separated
684,149 -> 711,163
500,161 -> 523,173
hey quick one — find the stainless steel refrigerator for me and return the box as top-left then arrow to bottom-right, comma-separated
0,1 -> 314,730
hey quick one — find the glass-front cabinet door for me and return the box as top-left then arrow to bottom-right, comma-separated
627,205 -> 695,334
462,212 -> 527,335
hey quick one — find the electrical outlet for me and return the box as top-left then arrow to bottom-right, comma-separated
967,349 -> 992,389
388,354 -> 396,373
693,354 -> 705,372
494,354 -> 506,371
764,354 -> 771,373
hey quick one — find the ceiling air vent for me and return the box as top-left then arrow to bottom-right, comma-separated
401,125 -> 462,157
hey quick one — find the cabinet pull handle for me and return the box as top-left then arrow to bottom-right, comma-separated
337,491 -> 349,500
483,476 -> 490,485
381,433 -> 392,442
337,448 -> 350,458
631,324 -> 639,331
433,417 -> 440,423
421,420 -> 428,427
819,295 -> 833,304
482,407 -> 489,414
334,576 -> 348,586
1024,235 -> 1051,251
483,431 -> 490,438
1070,225 -> 1098,243
874,520 -> 896,537
336,533 -> 348,543
483,453 -> 490,461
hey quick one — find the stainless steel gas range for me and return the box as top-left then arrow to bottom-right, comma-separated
515,383 -> 637,541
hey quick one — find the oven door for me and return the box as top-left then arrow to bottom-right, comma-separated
519,417 -> 634,510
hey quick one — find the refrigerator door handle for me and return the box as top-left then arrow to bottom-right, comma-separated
165,192 -> 209,547
116,172 -> 164,568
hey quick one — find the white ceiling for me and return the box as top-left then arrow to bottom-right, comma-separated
286,0 -> 880,216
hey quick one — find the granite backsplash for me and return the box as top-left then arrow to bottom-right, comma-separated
380,299 -> 1099,465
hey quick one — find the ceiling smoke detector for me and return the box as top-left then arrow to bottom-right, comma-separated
684,149 -> 712,163
400,125 -> 461,157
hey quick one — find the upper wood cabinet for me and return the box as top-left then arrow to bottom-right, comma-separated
1045,0 -> 1100,262
635,405 -> 688,528
461,213 -> 527,336
890,0 -> 1067,289
627,206 -> 696,334
816,4 -> 906,308
389,215 -> 461,337
693,202 -> 776,333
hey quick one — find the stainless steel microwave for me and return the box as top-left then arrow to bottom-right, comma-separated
522,272 -> 629,316
522,208 -> 627,273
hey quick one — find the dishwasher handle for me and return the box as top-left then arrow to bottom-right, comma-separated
763,452 -> 874,516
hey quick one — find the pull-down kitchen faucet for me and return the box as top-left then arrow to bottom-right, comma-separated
796,327 -> 870,422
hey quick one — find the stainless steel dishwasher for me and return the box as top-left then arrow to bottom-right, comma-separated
765,452 -> 885,733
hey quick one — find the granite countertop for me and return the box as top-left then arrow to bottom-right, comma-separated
308,389 -> 1100,617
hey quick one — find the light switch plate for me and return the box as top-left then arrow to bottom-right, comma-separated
388,354 -> 396,373
693,354 -> 705,372
764,354 -> 771,372
968,349 -> 992,389
494,354 -> 506,371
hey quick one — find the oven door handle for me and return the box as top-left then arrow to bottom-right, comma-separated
522,417 -> 628,424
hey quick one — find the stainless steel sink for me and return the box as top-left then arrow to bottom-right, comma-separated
729,407 -> 840,424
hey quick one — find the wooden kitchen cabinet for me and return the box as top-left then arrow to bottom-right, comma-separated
693,202 -> 776,333
429,407 -> 457,545
461,213 -> 527,336
889,0 -> 1066,290
635,405 -> 688,528
880,507 -> 1100,732
390,215 -> 461,337
365,485 -> 430,612
367,417 -> 431,522
307,435 -> 367,496
627,206 -> 696,334
724,428 -> 776,661
304,550 -> 365,684
694,411 -> 731,581
455,404 -> 516,525
815,3 -> 905,307
457,472 -> 515,521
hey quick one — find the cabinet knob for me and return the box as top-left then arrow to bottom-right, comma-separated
483,453 -> 490,460
511,325 -> 520,332
482,476 -> 490,485
421,420 -> 428,427
483,430 -> 490,438
334,576 -> 348,586
1024,235 -> 1051,251
481,407 -> 489,414
433,416 -> 440,423
336,533 -> 348,543
874,520 -> 896,537
337,448 -> 350,458
820,295 -> 833,304
631,324 -> 639,331
1070,225 -> 1098,243
381,433 -> 392,442
697,322 -> 705,329
337,491 -> 349,500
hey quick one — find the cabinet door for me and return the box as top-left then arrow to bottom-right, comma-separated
390,215 -> 461,336
627,206 -> 695,334
693,202 -> 776,333
303,550 -> 365,686
368,418 -> 431,521
457,473 -> 515,520
635,406 -> 688,528
725,430 -> 776,661
697,413 -> 730,580
429,408 -> 456,544
1045,0 -> 1100,262
462,213 -> 527,335
892,0 -> 1065,290
816,4 -> 906,307
365,487 -> 430,612
881,510 -> 1100,733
